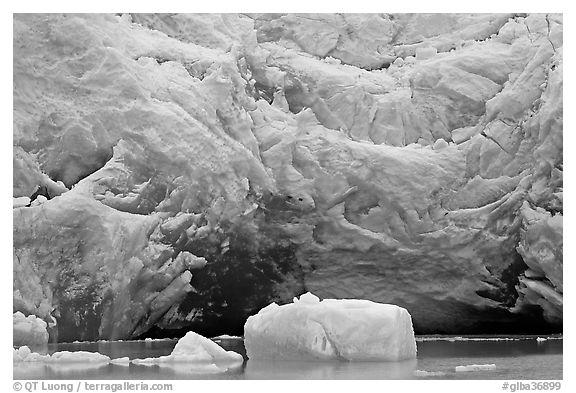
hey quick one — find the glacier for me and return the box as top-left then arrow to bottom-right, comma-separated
244,292 -> 417,361
13,13 -> 562,342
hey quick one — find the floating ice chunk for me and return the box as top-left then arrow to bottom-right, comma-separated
13,346 -> 109,363
131,331 -> 243,372
212,335 -> 242,340
455,364 -> 496,372
14,346 -> 48,362
49,351 -> 110,363
13,312 -> 49,347
111,357 -> 130,366
244,292 -> 417,361
414,369 -> 448,377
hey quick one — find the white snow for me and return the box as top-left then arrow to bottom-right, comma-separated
244,292 -> 417,361
455,364 -> 497,372
131,331 -> 243,370
13,312 -> 49,347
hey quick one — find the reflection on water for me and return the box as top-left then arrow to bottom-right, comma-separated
14,336 -> 562,380
245,359 -> 417,379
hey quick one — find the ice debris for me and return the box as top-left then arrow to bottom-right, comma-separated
455,364 -> 497,372
13,346 -> 110,363
131,331 -> 243,370
414,369 -> 448,377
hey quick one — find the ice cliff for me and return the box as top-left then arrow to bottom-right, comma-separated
13,13 -> 562,342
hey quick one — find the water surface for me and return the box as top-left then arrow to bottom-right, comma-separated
14,335 -> 562,380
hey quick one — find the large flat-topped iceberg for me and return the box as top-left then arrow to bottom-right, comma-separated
244,292 -> 417,361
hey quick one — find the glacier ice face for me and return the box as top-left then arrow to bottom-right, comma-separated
13,312 -> 49,347
13,13 -> 562,340
244,292 -> 417,361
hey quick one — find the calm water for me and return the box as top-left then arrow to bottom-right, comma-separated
14,336 -> 562,380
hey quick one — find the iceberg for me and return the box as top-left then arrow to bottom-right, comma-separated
131,331 -> 243,371
244,292 -> 417,361
13,312 -> 49,347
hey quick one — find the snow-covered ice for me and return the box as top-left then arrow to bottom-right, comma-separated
13,312 -> 49,347
455,364 -> 497,372
244,292 -> 417,361
131,331 -> 243,372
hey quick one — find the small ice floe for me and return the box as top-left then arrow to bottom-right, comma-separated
546,336 -> 563,340
111,357 -> 130,366
131,331 -> 243,373
49,351 -> 110,363
141,337 -> 172,342
212,335 -> 242,340
455,364 -> 496,372
13,346 -> 110,364
414,369 -> 448,377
